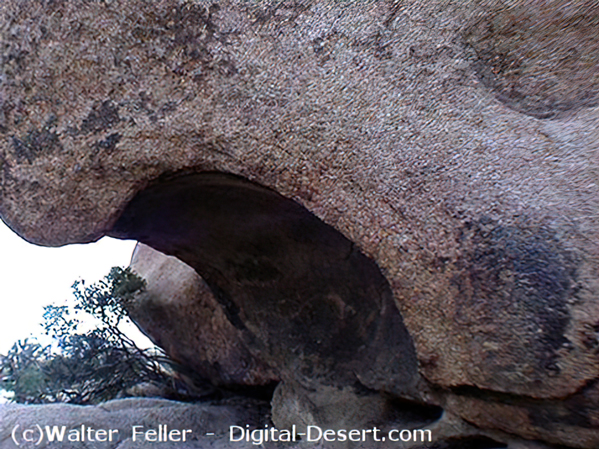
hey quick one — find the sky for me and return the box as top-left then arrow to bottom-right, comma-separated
0,219 -> 147,354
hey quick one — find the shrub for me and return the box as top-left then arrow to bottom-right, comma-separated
0,267 -> 182,404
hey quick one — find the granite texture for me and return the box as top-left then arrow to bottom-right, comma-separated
1,1 -> 598,447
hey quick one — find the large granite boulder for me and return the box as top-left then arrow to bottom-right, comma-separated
128,242 -> 279,387
1,1 -> 598,447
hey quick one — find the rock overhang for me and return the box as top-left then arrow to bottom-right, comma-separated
1,1 -> 599,446
109,172 -> 421,396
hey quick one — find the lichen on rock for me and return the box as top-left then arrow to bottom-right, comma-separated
1,1 -> 599,447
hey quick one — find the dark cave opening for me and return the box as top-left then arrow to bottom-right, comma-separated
108,172 -> 419,396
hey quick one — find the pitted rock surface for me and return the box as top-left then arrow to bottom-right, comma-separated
1,1 -> 599,447
464,1 -> 599,119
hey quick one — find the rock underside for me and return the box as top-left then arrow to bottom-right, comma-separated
1,1 -> 599,448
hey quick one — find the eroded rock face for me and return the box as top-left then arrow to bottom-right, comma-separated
1,1 -> 599,447
128,242 -> 279,388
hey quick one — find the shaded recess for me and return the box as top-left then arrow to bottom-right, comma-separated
109,172 -> 419,395
453,379 -> 599,434
383,395 -> 443,428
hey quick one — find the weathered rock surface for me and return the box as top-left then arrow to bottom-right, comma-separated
128,242 -> 279,388
1,1 -> 598,447
0,397 -> 271,449
0,396 -> 573,449
0,398 -> 546,449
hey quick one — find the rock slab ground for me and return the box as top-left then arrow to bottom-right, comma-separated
0,398 -> 271,449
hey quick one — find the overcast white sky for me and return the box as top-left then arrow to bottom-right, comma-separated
0,219 -> 144,354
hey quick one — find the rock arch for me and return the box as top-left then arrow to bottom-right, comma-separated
110,172 -> 420,396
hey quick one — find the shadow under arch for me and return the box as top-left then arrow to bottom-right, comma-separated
109,172 -> 419,396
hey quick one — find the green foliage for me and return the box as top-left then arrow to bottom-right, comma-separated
0,267 -> 181,405
0,340 -> 52,403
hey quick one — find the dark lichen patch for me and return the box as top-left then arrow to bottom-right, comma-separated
312,31 -> 341,65
10,117 -> 62,163
247,1 -> 313,27
454,218 -> 578,382
464,3 -> 599,119
0,8 -> 35,79
80,100 -> 120,135
216,58 -> 238,77
0,45 -> 29,77
126,2 -> 239,84
0,100 -> 10,134
128,2 -> 221,48
91,133 -> 121,154
351,28 -> 396,61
